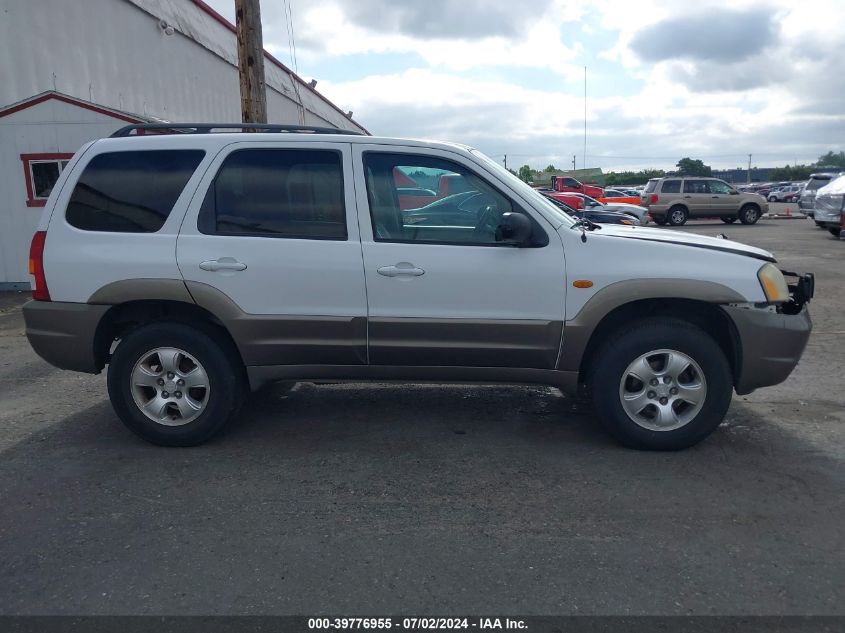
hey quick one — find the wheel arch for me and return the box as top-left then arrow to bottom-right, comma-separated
93,298 -> 245,374
559,281 -> 747,388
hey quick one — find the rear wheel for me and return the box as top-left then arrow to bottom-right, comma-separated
588,318 -> 733,450
739,204 -> 761,225
829,227 -> 842,237
107,322 -> 243,446
653,215 -> 667,226
721,216 -> 737,224
667,206 -> 688,226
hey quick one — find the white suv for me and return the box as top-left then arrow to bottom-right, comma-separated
24,124 -> 814,450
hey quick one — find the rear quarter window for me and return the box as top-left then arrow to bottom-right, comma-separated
65,150 -> 205,232
643,180 -> 658,193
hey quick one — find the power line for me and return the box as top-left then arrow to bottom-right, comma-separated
283,0 -> 306,125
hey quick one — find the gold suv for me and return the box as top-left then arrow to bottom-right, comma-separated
641,177 -> 768,226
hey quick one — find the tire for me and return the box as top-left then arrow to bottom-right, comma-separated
829,227 -> 842,237
666,205 -> 688,226
588,318 -> 733,451
720,217 -> 737,224
107,322 -> 243,446
652,215 -> 667,226
738,204 -> 761,225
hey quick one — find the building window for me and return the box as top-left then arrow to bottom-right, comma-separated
21,153 -> 74,207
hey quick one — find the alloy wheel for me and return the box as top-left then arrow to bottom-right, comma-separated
130,347 -> 210,426
618,349 -> 707,431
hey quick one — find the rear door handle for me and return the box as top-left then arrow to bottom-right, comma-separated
377,262 -> 425,277
199,257 -> 247,272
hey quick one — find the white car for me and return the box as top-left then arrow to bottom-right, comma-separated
23,124 -> 814,450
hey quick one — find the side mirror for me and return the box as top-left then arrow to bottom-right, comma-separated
730,190 -> 739,195
497,212 -> 532,246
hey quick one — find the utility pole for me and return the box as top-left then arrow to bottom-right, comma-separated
235,0 -> 267,124
583,65 -> 587,170
747,153 -> 752,184
503,154 -> 507,170
572,155 -> 576,171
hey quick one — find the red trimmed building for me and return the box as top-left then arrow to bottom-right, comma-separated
0,0 -> 367,287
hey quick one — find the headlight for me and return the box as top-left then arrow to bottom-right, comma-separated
757,263 -> 789,303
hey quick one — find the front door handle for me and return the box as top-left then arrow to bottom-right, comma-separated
377,262 -> 425,277
199,257 -> 247,272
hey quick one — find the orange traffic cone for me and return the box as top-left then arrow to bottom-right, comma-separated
785,207 -> 791,216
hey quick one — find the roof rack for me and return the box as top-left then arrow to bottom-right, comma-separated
109,123 -> 363,138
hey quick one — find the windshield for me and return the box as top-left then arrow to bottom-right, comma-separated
470,149 -> 576,227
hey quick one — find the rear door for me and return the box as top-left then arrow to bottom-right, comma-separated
682,179 -> 713,216
351,145 -> 566,369
176,141 -> 368,366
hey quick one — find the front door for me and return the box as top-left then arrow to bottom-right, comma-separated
177,142 -> 368,366
707,179 -> 738,214
352,146 -> 566,368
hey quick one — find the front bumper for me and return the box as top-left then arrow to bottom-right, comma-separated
723,304 -> 812,395
23,301 -> 109,373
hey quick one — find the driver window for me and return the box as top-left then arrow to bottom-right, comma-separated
709,180 -> 732,194
363,152 -> 516,245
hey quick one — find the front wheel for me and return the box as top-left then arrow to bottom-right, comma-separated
588,318 -> 733,450
107,322 -> 244,446
739,204 -> 761,225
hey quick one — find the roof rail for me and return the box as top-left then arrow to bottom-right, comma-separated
109,123 -> 364,138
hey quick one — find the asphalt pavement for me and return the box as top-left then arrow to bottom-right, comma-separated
0,215 -> 843,615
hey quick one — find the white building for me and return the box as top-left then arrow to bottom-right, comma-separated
0,0 -> 368,288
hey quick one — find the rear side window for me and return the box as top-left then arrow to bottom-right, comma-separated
66,150 -> 204,232
660,179 -> 681,193
805,177 -> 832,191
198,149 -> 346,240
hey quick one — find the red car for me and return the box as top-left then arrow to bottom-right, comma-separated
550,175 -> 604,198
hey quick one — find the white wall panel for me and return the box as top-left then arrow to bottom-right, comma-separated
0,0 -> 366,133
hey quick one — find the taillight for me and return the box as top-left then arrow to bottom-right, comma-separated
28,230 -> 50,301
649,194 -> 659,204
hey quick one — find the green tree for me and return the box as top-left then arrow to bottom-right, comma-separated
676,157 -> 712,177
544,164 -> 557,173
517,164 -> 534,183
816,151 -> 845,169
770,164 -> 814,181
602,168 -> 666,186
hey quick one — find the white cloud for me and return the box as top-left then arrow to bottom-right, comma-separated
204,0 -> 845,171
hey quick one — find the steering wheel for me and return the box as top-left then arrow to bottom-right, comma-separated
473,204 -> 499,240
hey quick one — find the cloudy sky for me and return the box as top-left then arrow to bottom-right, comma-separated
206,0 -> 845,172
